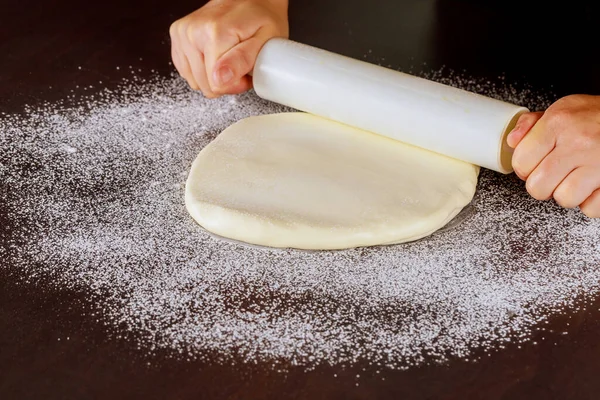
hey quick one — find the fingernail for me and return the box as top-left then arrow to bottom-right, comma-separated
507,125 -> 520,142
215,67 -> 233,86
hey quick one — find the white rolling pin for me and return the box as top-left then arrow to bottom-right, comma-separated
252,38 -> 529,174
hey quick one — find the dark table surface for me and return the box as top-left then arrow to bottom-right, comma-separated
2,0 -> 600,399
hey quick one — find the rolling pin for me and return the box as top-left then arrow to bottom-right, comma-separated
251,38 -> 528,174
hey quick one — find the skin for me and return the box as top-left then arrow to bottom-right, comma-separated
170,0 -> 600,218
169,0 -> 289,98
507,95 -> 600,218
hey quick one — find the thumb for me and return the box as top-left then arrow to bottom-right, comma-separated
506,111 -> 544,148
212,32 -> 272,91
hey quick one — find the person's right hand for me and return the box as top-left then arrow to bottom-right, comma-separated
169,0 -> 289,98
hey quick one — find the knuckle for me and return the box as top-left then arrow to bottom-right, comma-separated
233,47 -> 253,72
580,203 -> 600,218
202,20 -> 227,41
553,174 -> 582,209
511,151 -> 528,178
544,107 -> 572,129
169,21 -> 178,38
553,187 -> 577,208
171,19 -> 190,40
520,112 -> 539,125
525,177 -> 548,201
513,165 -> 526,181
182,18 -> 205,43
186,23 -> 199,43
544,95 -> 586,128
177,19 -> 190,38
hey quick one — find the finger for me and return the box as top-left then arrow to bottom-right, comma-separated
169,21 -> 198,90
171,45 -> 198,90
511,118 -> 557,180
201,28 -> 241,92
507,111 -> 544,148
525,149 -> 577,201
579,188 -> 600,218
212,35 -> 269,93
182,43 -> 217,98
553,167 -> 600,209
220,76 -> 253,95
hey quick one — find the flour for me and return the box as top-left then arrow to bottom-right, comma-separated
1,71 -> 599,370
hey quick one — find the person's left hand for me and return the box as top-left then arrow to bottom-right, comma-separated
507,94 -> 600,218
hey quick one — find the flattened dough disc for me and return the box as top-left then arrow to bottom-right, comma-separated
185,113 -> 479,250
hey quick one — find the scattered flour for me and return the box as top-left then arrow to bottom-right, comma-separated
1,71 -> 599,370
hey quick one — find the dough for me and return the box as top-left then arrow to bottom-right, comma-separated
185,113 -> 479,250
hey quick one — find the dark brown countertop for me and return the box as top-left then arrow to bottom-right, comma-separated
1,1 -> 600,399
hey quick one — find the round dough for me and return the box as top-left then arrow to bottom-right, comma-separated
185,113 -> 479,250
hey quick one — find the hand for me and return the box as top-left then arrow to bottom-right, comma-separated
169,0 -> 289,98
507,94 -> 600,218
